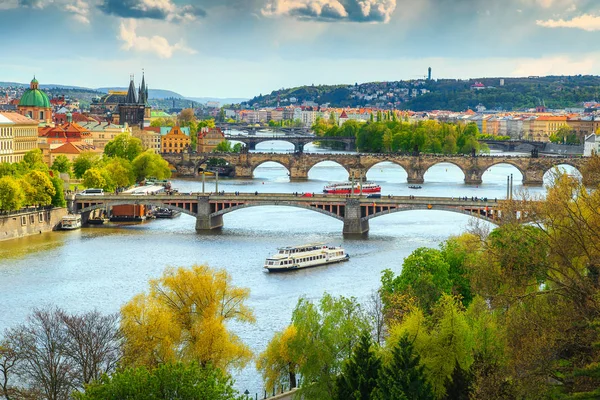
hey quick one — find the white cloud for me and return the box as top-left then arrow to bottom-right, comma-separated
536,13 -> 600,31
262,0 -> 396,23
64,0 -> 91,23
1,0 -> 94,23
118,20 -> 197,59
513,54 -> 597,76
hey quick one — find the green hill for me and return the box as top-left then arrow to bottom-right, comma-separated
245,76 -> 600,111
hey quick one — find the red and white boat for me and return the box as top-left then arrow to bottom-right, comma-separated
323,182 -> 381,194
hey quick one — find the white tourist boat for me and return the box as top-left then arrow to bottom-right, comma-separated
60,214 -> 82,230
264,243 -> 349,272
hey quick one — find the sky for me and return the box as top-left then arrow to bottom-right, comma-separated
0,0 -> 600,98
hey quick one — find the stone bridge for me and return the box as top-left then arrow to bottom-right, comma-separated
217,123 -> 311,135
224,134 -> 356,152
72,193 -> 523,235
163,152 -> 589,186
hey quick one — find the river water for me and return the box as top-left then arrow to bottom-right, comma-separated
0,141 -> 579,395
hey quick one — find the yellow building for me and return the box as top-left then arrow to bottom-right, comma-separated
0,112 -> 39,163
531,116 -> 568,142
160,125 -> 190,154
77,121 -> 132,150
197,127 -> 225,153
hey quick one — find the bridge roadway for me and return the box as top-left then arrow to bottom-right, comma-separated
72,192 -> 518,235
223,134 -> 356,152
163,152 -> 589,186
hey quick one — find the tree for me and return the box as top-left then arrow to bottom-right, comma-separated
120,265 -> 255,370
51,155 -> 71,175
21,149 -> 46,172
72,153 -> 99,179
0,341 -> 19,400
374,334 -> 434,400
50,175 -> 66,207
103,133 -> 143,161
131,150 -> 171,182
0,176 -> 24,211
82,168 -> 108,190
335,331 -> 381,400
381,248 -> 451,314
289,294 -> 369,400
103,158 -> 134,189
74,362 -> 240,400
216,108 -> 226,123
23,170 -> 55,206
256,325 -> 299,393
215,140 -> 233,153
178,108 -> 197,126
150,117 -> 176,128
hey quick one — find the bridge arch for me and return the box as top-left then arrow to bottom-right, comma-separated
481,162 -> 525,184
304,158 -> 351,175
423,161 -> 467,183
251,160 -> 291,179
77,201 -> 197,218
254,139 -> 296,152
543,163 -> 582,182
211,203 -> 344,221
308,160 -> 350,181
364,204 -> 499,225
365,161 -> 408,182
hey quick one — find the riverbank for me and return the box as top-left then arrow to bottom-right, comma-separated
0,207 -> 67,242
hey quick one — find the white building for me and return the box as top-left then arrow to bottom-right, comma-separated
0,113 -> 14,163
584,134 -> 599,157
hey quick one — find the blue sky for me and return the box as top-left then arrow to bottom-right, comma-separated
0,0 -> 599,98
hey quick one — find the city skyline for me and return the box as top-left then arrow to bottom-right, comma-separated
1,0 -> 599,98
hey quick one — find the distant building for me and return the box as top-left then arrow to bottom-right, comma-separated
471,82 -> 486,91
0,112 -> 38,163
38,113 -> 92,146
17,78 -> 52,124
584,134 -> 599,156
161,125 -> 190,154
77,121 -> 132,150
197,127 -> 224,153
49,142 -> 102,165
136,127 -> 162,153
90,74 -> 150,128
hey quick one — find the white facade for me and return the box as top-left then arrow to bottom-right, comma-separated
301,110 -> 317,127
584,134 -> 599,157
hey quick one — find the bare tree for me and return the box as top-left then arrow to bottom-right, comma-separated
9,308 -> 76,400
0,340 -> 19,400
366,289 -> 386,345
59,311 -> 122,388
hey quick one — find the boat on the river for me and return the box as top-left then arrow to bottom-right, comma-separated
323,182 -> 381,195
408,185 -> 422,189
264,243 -> 349,273
87,216 -> 108,225
153,208 -> 182,219
60,214 -> 82,230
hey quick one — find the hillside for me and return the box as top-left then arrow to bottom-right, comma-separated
245,75 -> 600,111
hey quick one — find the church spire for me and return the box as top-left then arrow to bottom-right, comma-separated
139,70 -> 147,104
125,74 -> 137,104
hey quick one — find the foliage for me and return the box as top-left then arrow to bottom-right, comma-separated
256,325 -> 299,393
374,334 -> 434,400
150,116 -> 176,127
120,265 -> 255,370
51,155 -> 71,175
23,170 -> 55,206
21,148 -> 46,172
549,126 -> 579,145
72,152 -> 99,179
0,176 -> 25,211
74,362 -> 240,400
215,140 -> 242,153
82,168 -> 108,191
103,133 -> 143,161
335,331 -> 381,400
49,174 -> 66,207
103,158 -> 135,189
131,150 -> 171,182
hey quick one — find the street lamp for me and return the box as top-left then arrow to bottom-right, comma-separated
244,389 -> 250,399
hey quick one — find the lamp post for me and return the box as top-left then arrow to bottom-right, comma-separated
244,389 -> 249,399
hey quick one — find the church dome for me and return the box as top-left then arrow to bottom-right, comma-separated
19,77 -> 51,108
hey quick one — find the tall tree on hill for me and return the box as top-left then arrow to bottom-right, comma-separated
335,331 -> 381,400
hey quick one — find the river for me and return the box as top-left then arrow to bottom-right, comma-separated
0,142 -> 579,396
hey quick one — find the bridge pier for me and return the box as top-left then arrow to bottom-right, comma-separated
195,196 -> 223,231
522,170 -> 545,186
407,169 -> 425,184
464,168 -> 483,185
289,167 -> 309,181
234,166 -> 253,179
349,168 -> 362,180
343,199 -> 369,235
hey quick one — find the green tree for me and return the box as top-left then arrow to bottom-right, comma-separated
51,155 -> 72,175
72,153 -> 99,179
82,168 -> 108,190
131,151 -> 171,182
74,362 -> 240,400
335,331 -> 381,400
50,175 -> 66,207
290,294 -> 369,400
216,108 -> 226,123
23,170 -> 55,206
103,158 -> 134,189
374,334 -> 434,400
381,248 -> 451,314
103,133 -> 143,161
150,116 -> 176,127
0,176 -> 24,211
21,148 -> 47,172
215,140 -> 233,153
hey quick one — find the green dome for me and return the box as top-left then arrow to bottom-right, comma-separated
19,88 -> 51,108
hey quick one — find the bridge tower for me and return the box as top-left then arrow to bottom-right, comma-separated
343,199 -> 369,235
195,196 -> 223,231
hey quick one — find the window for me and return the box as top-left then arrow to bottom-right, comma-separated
21,216 -> 26,225
39,213 -> 43,222
30,215 -> 34,224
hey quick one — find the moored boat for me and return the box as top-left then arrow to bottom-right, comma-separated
61,214 -> 82,230
153,208 -> 182,219
264,243 -> 349,272
87,217 -> 108,225
323,182 -> 381,195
